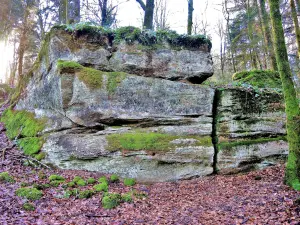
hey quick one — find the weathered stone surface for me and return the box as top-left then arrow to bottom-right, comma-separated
45,30 -> 213,83
218,139 -> 288,174
42,130 -> 214,182
216,88 -> 286,140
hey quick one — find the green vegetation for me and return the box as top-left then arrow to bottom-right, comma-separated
107,132 -> 211,152
1,109 -> 45,140
73,176 -> 86,186
87,177 -> 96,184
57,60 -> 83,73
49,174 -> 65,182
268,0 -> 300,190
218,136 -> 287,150
35,152 -> 46,161
121,193 -> 133,203
78,190 -> 94,199
107,72 -> 126,94
93,182 -> 108,192
23,203 -> 35,211
67,181 -> 76,187
38,171 -> 46,179
16,187 -> 43,200
110,174 -> 119,183
0,172 -> 15,183
232,70 -> 281,88
50,180 -> 64,187
18,137 -> 44,156
102,193 -> 122,209
98,176 -> 108,184
33,183 -> 50,190
123,178 -> 136,187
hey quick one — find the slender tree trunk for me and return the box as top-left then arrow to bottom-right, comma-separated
187,0 -> 193,35
101,0 -> 108,27
290,0 -> 300,58
59,0 -> 68,24
143,0 -> 154,29
268,0 -> 300,190
259,0 -> 278,70
296,0 -> 300,12
256,0 -> 268,69
17,6 -> 29,78
72,0 -> 80,23
247,0 -> 258,69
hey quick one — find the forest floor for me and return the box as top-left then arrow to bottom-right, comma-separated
0,106 -> 300,224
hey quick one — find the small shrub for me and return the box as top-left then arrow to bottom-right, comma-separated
93,182 -> 108,192
0,172 -> 15,183
87,177 -> 96,184
123,178 -> 136,187
23,203 -> 35,211
102,193 -> 121,209
98,176 -> 108,184
49,174 -> 65,182
78,190 -> 95,199
16,187 -> 43,200
110,174 -> 119,183
121,193 -> 133,203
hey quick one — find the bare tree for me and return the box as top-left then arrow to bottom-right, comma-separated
153,0 -> 169,30
187,0 -> 193,35
136,0 -> 155,29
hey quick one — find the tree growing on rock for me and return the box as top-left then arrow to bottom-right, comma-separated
136,0 -> 155,29
268,0 -> 300,190
59,0 -> 80,24
187,0 -> 193,35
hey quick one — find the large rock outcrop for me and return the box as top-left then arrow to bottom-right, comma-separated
13,25 -> 288,182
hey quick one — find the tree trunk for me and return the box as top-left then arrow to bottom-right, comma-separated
143,0 -> 154,29
247,0 -> 258,70
268,0 -> 300,190
187,0 -> 193,35
59,0 -> 68,24
290,0 -> 300,58
72,0 -> 80,23
259,0 -> 278,70
101,0 -> 108,27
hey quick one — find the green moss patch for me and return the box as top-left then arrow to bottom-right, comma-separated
87,177 -> 96,184
16,187 -> 43,200
107,72 -> 126,94
23,203 -> 35,211
218,136 -> 287,150
17,137 -> 44,156
73,176 -> 86,186
123,178 -> 136,187
93,182 -> 108,192
0,172 -> 15,183
78,190 -> 95,199
232,70 -> 281,89
49,174 -> 65,182
1,109 -> 45,140
107,132 -> 212,152
110,174 -> 119,183
102,193 -> 122,209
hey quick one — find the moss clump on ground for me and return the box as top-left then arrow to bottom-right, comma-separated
87,177 -> 96,184
50,180 -> 64,187
110,174 -> 119,183
17,137 -> 44,156
67,181 -> 76,187
98,176 -> 108,183
49,175 -> 65,182
107,132 -> 211,152
16,187 -> 43,200
78,190 -> 95,199
1,109 -> 45,140
102,193 -> 122,209
33,183 -> 50,190
232,70 -> 281,88
93,182 -> 108,192
0,172 -> 15,183
23,203 -> 35,211
123,178 -> 136,187
73,176 -> 86,186
121,193 -> 133,203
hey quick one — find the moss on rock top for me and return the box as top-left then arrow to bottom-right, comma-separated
232,70 -> 281,89
51,23 -> 212,51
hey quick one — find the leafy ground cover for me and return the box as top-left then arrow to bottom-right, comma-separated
0,104 -> 299,224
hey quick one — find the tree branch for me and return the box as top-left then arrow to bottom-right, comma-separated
136,0 -> 146,11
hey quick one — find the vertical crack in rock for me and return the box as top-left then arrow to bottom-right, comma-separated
211,88 -> 222,174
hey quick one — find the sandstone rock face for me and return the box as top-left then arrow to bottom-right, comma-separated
215,89 -> 287,174
14,28 -> 288,182
46,29 -> 213,83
